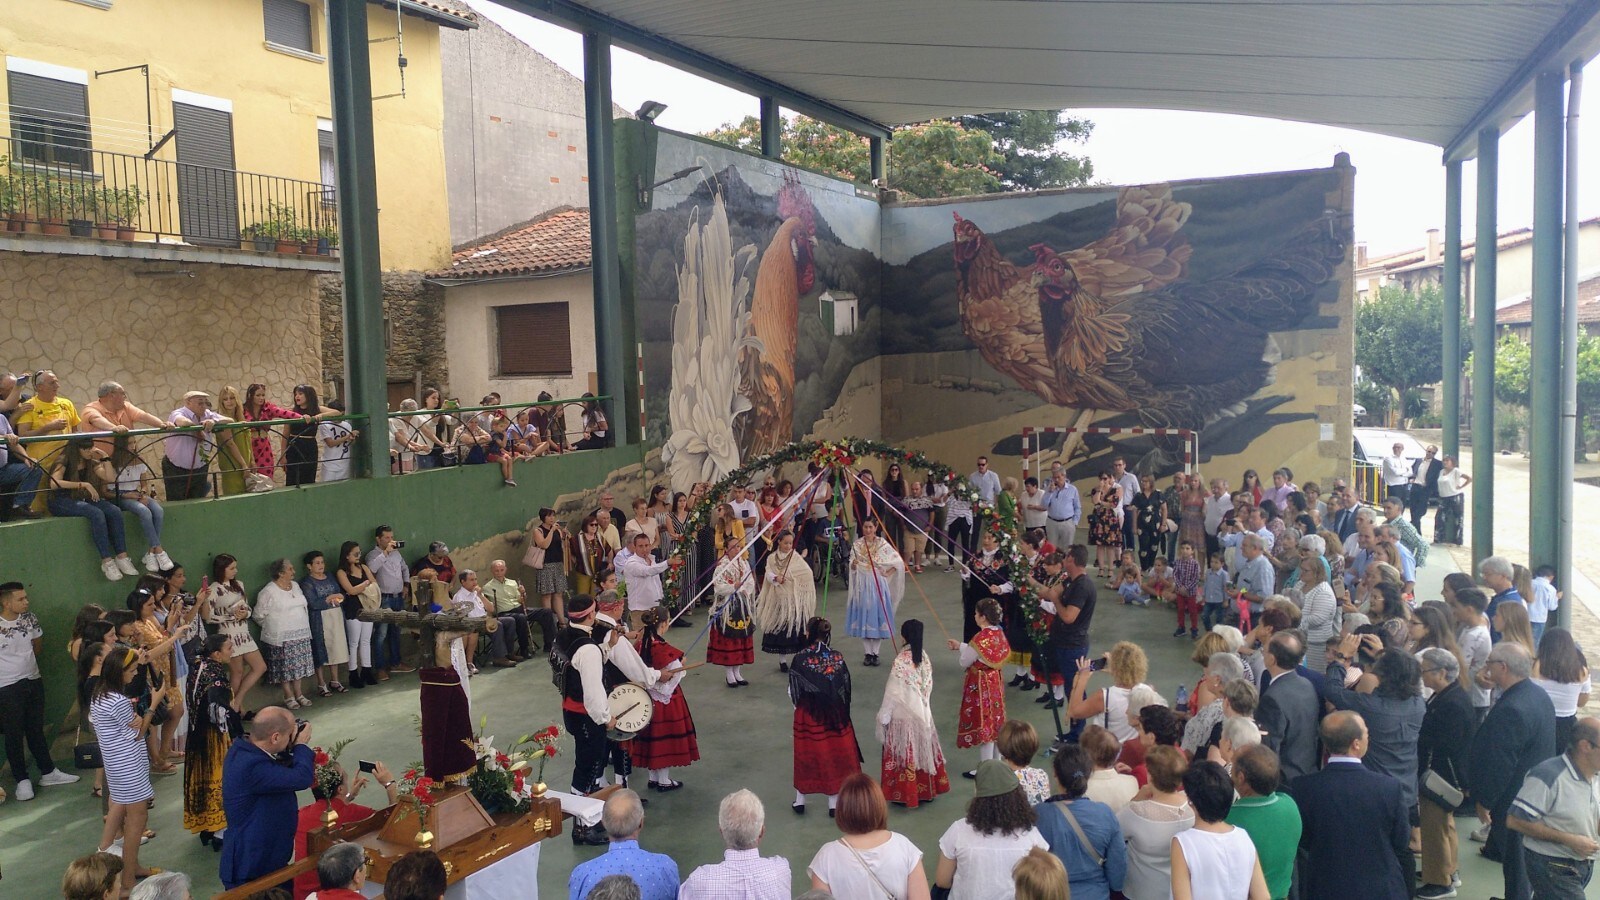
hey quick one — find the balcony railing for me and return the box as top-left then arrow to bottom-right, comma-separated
0,137 -> 339,256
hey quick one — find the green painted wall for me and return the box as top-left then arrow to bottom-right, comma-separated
0,447 -> 635,731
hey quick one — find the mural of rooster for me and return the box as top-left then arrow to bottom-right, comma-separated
736,172 -> 818,458
953,184 -> 1345,430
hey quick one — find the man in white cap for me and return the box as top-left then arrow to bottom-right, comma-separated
164,390 -> 233,500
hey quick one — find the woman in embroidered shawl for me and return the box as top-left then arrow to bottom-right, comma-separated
948,597 -> 1011,774
709,537 -> 756,687
789,617 -> 862,817
184,634 -> 240,847
876,619 -> 950,807
846,519 -> 906,668
755,530 -> 817,671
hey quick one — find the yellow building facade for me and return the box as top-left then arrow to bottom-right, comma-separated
0,0 -> 470,271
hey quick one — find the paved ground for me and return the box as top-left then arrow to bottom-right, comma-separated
4,549 -> 1525,899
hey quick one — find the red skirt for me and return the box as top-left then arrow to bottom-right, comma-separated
707,628 -> 754,666
793,707 -> 862,795
629,690 -> 699,770
882,747 -> 950,807
956,667 -> 1006,748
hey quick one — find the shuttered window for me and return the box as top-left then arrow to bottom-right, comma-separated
7,72 -> 91,169
172,101 -> 239,246
263,0 -> 314,53
317,126 -> 336,189
497,303 -> 573,376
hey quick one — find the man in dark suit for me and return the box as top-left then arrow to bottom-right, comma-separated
1255,630 -> 1321,784
1466,641 -> 1557,900
1290,711 -> 1413,900
1407,445 -> 1443,531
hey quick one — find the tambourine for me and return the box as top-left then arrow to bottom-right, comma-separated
606,682 -> 653,741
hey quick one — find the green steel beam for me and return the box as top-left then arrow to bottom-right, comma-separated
1559,62 -> 1583,631
506,0 -> 891,141
1471,128 -> 1499,564
870,136 -> 886,185
1442,161 -> 1463,459
760,96 -> 781,158
327,0 -> 389,480
585,32 -> 632,446
1528,70 -> 1565,576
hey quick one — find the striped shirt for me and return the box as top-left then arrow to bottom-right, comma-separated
678,849 -> 792,900
1510,754 -> 1600,860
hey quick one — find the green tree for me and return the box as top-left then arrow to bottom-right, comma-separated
1354,283 -> 1469,425
701,111 -> 1093,200
1476,330 -> 1600,459
953,111 -> 1094,190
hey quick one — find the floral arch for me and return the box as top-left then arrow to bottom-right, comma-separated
663,437 -> 1051,645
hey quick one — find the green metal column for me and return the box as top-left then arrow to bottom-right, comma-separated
1559,62 -> 1583,631
583,32 -> 631,445
1442,161 -> 1463,459
760,97 -> 781,158
870,136 -> 886,184
1529,70 -> 1566,576
327,0 -> 388,479
1471,128 -> 1499,564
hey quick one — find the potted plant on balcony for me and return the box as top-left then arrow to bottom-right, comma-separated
240,220 -> 276,252
30,176 -> 70,235
65,185 -> 96,237
96,186 -> 143,240
313,223 -> 339,256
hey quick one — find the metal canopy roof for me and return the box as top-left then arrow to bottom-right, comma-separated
510,0 -> 1600,161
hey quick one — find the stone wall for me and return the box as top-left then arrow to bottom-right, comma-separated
0,252 -> 320,410
318,270 -> 449,399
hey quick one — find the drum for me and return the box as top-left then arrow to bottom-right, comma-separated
606,682 -> 654,742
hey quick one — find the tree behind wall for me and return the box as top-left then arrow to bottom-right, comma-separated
701,110 -> 1094,200
1354,283 -> 1467,427
1478,330 -> 1600,460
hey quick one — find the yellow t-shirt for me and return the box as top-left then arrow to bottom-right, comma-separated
14,396 -> 81,467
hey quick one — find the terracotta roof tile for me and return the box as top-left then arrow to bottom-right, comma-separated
371,0 -> 477,29
434,208 -> 591,279
1492,271 -> 1600,324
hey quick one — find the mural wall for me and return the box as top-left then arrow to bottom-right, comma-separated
879,164 -> 1355,487
632,131 -> 884,491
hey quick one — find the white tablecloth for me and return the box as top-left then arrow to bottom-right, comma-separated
360,841 -> 539,900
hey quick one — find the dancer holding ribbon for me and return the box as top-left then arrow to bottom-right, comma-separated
709,537 -> 756,687
755,530 -> 816,672
845,518 -> 905,667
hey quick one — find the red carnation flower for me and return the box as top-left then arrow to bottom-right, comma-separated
545,745 -> 558,757
313,751 -> 330,767
495,752 -> 511,767
405,769 -> 417,779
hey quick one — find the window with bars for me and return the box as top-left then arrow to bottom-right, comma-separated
496,303 -> 573,377
7,71 -> 91,169
263,0 -> 315,53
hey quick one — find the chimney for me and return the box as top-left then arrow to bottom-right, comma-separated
1355,242 -> 1368,268
1425,228 -> 1441,264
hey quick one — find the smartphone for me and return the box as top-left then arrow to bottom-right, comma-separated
358,759 -> 377,774
1088,657 -> 1109,672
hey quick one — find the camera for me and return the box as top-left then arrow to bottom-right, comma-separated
294,717 -> 309,734
393,539 -> 406,549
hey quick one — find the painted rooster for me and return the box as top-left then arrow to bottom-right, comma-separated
1029,215 -> 1346,429
737,173 -> 817,458
952,185 -> 1194,405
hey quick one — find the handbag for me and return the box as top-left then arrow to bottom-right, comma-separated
1420,766 -> 1464,810
522,533 -> 547,570
73,727 -> 102,770
358,579 -> 383,612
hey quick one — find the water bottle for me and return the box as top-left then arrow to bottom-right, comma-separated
1175,684 -> 1189,716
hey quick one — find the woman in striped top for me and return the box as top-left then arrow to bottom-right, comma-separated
92,645 -> 159,891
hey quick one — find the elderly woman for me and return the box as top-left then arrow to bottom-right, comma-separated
1416,646 -> 1475,899
1067,641 -> 1153,744
1181,652 -> 1245,757
388,398 -> 428,473
1117,745 -> 1195,900
1295,555 -> 1339,672
1036,744 -> 1127,900
254,558 -> 315,709
934,759 -> 1049,899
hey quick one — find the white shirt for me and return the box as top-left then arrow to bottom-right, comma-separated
318,421 -> 351,481
1116,472 -> 1140,511
1204,494 -> 1233,534
621,553 -> 671,611
452,586 -> 487,618
1174,827 -> 1259,900
729,498 -> 759,527
1533,675 -> 1592,718
111,460 -> 149,495
1381,454 -> 1411,487
969,469 -> 1002,504
568,625 -> 611,725
936,819 -> 1048,900
1436,468 -> 1467,498
1119,797 -> 1196,900
1085,768 -> 1140,813
594,614 -> 660,686
253,581 -> 312,645
0,612 -> 42,689
1021,487 -> 1049,529
808,833 -> 923,900
1529,576 -> 1560,624
679,848 -> 792,900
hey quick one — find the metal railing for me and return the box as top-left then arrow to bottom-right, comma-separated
1351,459 -> 1384,508
0,396 -> 613,516
0,137 -> 339,254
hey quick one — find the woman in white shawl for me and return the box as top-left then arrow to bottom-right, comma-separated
876,619 -> 950,807
755,530 -> 817,672
709,537 -> 756,687
845,519 -> 905,667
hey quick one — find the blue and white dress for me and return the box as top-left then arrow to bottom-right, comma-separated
91,691 -> 153,805
845,537 -> 905,640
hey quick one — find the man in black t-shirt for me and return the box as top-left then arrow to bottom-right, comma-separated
1048,544 -> 1096,742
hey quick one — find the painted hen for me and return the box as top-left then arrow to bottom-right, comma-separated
1029,215 -> 1346,429
952,185 -> 1194,405
737,173 -> 817,458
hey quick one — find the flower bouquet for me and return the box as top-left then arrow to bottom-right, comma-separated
462,721 -> 561,814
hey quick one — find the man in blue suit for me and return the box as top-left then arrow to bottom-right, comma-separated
219,707 -> 316,890
1290,711 -> 1413,900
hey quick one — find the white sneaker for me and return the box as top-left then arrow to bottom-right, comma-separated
39,769 -> 79,786
142,552 -> 160,572
100,559 -> 123,581
102,842 -> 122,857
155,550 -> 174,570
15,779 -> 34,801
115,556 -> 138,576
1469,823 -> 1490,842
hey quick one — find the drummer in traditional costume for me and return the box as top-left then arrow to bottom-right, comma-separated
961,529 -> 1013,642
876,619 -> 950,807
755,530 -> 817,671
630,606 -> 699,792
709,537 -> 756,687
947,597 -> 1010,776
554,594 -> 624,845
845,519 -> 905,667
594,590 -> 660,792
789,617 -> 862,817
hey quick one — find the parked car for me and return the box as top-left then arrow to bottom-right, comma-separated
1351,428 -> 1430,506
1352,402 -> 1368,425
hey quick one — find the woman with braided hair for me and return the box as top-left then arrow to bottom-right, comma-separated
789,617 -> 862,816
876,618 -> 950,807
630,607 -> 698,792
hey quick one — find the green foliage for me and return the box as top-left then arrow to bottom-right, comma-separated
1487,333 -> 1532,406
1354,378 -> 1391,420
701,111 -> 1095,200
1355,283 -> 1468,422
953,111 -> 1094,190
